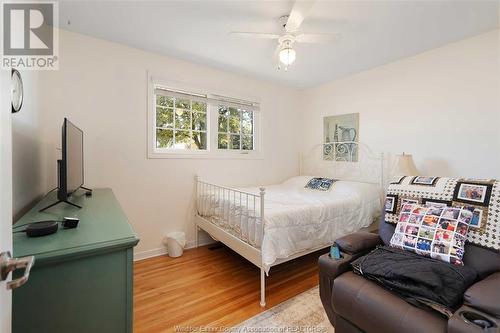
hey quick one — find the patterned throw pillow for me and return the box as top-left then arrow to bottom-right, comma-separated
304,177 -> 337,191
389,203 -> 472,265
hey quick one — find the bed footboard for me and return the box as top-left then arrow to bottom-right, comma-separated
194,175 -> 265,248
194,176 -> 268,306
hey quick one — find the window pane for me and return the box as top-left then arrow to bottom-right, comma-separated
229,116 -> 240,134
175,130 -> 192,149
192,101 -> 206,112
156,129 -> 173,148
218,115 -> 228,132
156,107 -> 173,128
156,95 -> 173,108
241,111 -> 253,135
229,134 -> 240,150
229,107 -> 239,117
218,134 -> 228,149
241,119 -> 252,135
192,112 -> 206,131
192,131 -> 207,150
175,109 -> 191,130
175,98 -> 190,110
218,105 -> 228,117
242,135 -> 253,150
242,110 -> 252,121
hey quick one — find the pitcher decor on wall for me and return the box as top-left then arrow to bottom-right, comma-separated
323,113 -> 359,162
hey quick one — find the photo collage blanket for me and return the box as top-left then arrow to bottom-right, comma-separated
390,204 -> 472,264
385,176 -> 500,251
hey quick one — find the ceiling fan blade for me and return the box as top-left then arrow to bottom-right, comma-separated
285,0 -> 317,33
229,32 -> 280,39
274,44 -> 281,58
296,33 -> 340,43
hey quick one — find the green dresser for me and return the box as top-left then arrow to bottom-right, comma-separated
12,188 -> 139,333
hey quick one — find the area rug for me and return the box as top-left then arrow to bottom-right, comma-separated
235,286 -> 333,332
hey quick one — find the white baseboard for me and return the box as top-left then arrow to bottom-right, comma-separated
133,237 -> 216,261
133,247 -> 168,261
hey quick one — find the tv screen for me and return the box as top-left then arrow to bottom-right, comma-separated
63,118 -> 84,195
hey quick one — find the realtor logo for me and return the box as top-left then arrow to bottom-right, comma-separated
1,1 -> 58,69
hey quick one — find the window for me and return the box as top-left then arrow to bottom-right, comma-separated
149,80 -> 260,158
217,106 -> 254,151
155,94 -> 208,150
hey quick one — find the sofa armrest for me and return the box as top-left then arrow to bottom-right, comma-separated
464,271 -> 500,317
319,252 -> 359,280
318,233 -> 381,326
318,252 -> 365,326
335,232 -> 382,255
448,305 -> 499,333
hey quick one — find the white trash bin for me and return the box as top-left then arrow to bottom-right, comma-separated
164,232 -> 186,258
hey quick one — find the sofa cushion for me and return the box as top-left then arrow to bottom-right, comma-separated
378,213 -> 395,245
462,244 -> 500,279
389,203 -> 473,265
333,271 -> 447,333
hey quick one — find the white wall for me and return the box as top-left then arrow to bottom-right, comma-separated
300,30 -> 500,179
38,30 -> 302,258
12,70 -> 48,220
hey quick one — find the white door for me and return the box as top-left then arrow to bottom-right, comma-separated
0,69 -> 13,332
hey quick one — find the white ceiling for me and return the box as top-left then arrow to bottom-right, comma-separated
59,1 -> 499,88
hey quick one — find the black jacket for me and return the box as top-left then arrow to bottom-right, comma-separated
352,245 -> 477,317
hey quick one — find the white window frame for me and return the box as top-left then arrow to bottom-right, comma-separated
213,104 -> 256,152
147,73 -> 262,159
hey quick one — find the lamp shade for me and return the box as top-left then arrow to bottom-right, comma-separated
392,153 -> 418,176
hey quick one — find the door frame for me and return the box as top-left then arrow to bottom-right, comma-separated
0,68 -> 13,333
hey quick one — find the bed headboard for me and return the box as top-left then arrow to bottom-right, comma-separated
299,141 -> 386,186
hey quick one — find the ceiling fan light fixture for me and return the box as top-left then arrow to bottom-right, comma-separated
279,46 -> 296,66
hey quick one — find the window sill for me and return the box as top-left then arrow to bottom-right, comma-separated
147,150 -> 263,160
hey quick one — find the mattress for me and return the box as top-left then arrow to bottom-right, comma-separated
197,176 -> 382,272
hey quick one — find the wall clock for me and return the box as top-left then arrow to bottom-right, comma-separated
11,69 -> 23,113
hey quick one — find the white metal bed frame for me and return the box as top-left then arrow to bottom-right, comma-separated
194,141 -> 384,307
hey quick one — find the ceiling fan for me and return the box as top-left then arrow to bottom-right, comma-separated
229,0 -> 339,70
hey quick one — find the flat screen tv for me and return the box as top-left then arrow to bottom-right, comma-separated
40,118 -> 90,212
60,118 -> 84,200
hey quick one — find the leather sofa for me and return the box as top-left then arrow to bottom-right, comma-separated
319,215 -> 500,333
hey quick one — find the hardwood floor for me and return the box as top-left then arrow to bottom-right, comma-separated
134,243 -> 326,332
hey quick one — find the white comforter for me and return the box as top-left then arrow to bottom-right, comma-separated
199,176 -> 382,272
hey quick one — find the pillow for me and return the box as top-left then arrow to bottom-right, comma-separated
304,177 -> 337,191
389,203 -> 473,265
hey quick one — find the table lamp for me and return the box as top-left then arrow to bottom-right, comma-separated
392,153 -> 418,176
